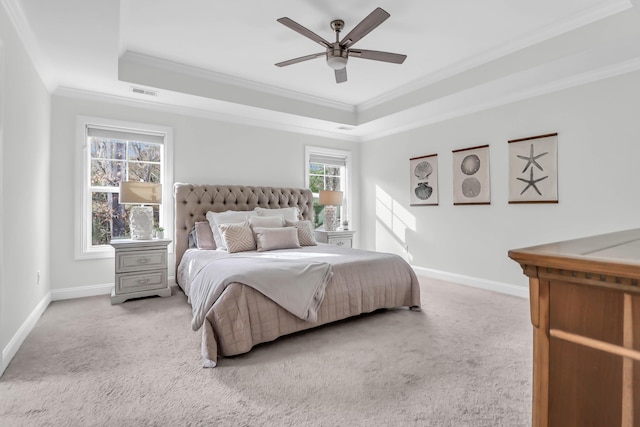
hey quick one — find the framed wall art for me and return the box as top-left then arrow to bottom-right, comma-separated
508,133 -> 558,204
410,154 -> 438,206
452,145 -> 491,205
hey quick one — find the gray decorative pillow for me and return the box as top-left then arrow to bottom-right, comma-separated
253,227 -> 301,252
195,221 -> 216,250
286,220 -> 317,246
217,221 -> 256,253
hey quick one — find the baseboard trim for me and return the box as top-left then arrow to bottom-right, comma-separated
411,265 -> 529,299
50,283 -> 113,301
50,275 -> 176,301
1,292 -> 51,376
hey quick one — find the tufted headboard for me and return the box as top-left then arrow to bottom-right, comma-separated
173,183 -> 314,273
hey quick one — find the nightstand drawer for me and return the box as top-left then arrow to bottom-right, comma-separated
116,271 -> 167,293
328,237 -> 352,248
116,250 -> 166,273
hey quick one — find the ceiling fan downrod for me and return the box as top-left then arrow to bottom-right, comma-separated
327,19 -> 347,70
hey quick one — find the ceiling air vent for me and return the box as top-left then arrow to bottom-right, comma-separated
132,87 -> 158,97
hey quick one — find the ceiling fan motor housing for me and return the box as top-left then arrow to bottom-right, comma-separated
326,43 -> 348,70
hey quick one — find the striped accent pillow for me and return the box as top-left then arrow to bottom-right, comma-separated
217,221 -> 256,253
286,220 -> 317,246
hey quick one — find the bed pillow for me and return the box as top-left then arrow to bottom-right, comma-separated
206,210 -> 257,250
253,226 -> 301,252
285,220 -> 317,246
217,221 -> 256,253
248,215 -> 285,228
194,221 -> 216,250
254,206 -> 301,223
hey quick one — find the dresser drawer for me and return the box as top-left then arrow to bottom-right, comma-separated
116,249 -> 167,273
328,237 -> 352,248
115,271 -> 167,294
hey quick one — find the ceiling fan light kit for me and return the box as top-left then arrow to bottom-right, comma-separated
276,7 -> 406,83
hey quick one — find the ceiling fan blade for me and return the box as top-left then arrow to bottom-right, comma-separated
335,68 -> 347,83
340,7 -> 390,49
275,52 -> 325,67
349,49 -> 407,64
277,17 -> 332,48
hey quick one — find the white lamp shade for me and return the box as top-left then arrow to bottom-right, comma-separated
319,190 -> 343,206
119,181 -> 162,205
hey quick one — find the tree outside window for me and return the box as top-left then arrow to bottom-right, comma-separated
308,162 -> 344,229
89,136 -> 162,245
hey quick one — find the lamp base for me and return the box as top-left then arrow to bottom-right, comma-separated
324,205 -> 337,231
130,206 -> 154,240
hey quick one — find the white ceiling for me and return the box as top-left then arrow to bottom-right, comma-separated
7,0 -> 640,140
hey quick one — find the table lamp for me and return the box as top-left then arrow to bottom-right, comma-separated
119,181 -> 162,240
319,190 -> 343,232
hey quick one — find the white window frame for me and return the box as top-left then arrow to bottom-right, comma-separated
75,116 -> 174,260
304,146 -> 352,227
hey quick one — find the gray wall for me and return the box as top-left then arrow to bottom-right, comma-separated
360,70 -> 640,288
0,3 -> 51,373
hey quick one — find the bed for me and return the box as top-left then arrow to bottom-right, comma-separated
174,183 -> 421,367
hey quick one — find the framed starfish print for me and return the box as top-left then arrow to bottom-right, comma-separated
508,133 -> 558,204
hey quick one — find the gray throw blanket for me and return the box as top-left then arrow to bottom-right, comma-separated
190,257 -> 333,331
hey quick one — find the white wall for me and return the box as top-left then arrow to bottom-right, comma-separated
360,70 -> 640,289
49,94 -> 360,292
0,3 -> 51,373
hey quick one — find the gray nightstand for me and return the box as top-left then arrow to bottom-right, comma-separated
314,230 -> 355,248
110,238 -> 172,305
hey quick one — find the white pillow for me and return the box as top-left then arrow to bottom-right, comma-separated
254,206 -> 301,223
253,227 -> 301,252
285,220 -> 317,246
217,222 -> 256,253
248,215 -> 285,228
206,210 -> 257,250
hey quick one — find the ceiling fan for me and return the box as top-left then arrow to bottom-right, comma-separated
275,7 -> 407,83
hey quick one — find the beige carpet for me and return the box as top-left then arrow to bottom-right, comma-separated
0,277 -> 532,426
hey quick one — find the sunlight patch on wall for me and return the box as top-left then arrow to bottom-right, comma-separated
375,185 -> 415,260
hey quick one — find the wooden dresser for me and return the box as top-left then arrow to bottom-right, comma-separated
509,229 -> 640,427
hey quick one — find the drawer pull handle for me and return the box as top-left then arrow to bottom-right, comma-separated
137,257 -> 150,264
137,278 -> 150,284
336,241 -> 344,246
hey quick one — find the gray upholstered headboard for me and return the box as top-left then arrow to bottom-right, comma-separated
173,183 -> 314,273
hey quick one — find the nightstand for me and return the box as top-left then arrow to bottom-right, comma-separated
110,238 -> 172,305
314,230 -> 355,248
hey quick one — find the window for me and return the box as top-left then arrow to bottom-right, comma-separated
76,117 -> 173,259
304,146 -> 351,229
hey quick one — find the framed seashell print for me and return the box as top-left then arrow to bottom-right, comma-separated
452,145 -> 491,205
410,154 -> 438,206
508,133 -> 558,204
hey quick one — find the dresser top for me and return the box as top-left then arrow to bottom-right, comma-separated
110,238 -> 172,249
509,229 -> 640,279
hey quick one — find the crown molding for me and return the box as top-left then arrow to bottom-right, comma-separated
358,0 -> 633,112
53,86 -> 360,142
360,56 -> 640,142
0,0 -> 55,91
121,51 -> 355,113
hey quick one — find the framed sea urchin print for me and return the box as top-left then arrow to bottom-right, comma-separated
508,133 -> 558,204
410,154 -> 438,206
452,145 -> 490,205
